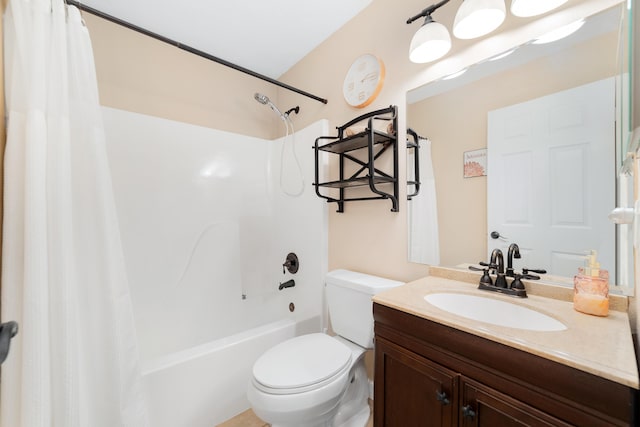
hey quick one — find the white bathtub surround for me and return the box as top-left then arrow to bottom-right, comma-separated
103,108 -> 328,426
1,2 -> 148,426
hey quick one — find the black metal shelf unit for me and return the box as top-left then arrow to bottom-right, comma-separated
313,106 -> 399,212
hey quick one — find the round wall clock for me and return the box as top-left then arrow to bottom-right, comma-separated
342,54 -> 385,109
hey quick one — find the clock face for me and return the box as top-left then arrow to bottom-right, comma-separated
343,54 -> 385,108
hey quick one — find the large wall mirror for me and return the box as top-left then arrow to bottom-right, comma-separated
407,2 -> 635,295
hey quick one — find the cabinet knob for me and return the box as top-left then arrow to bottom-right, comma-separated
461,405 -> 476,419
435,390 -> 450,405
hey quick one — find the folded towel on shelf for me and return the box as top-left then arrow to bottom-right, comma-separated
386,122 -> 395,135
345,125 -> 367,136
345,122 -> 395,137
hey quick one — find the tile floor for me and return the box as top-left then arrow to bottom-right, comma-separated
217,401 -> 374,427
216,408 -> 269,427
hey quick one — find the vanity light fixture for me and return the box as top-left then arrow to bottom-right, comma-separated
532,19 -> 585,44
407,0 -> 569,63
407,1 -> 452,63
510,0 -> 569,18
409,14 -> 452,63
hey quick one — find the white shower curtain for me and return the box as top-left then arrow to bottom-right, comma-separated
1,1 -> 148,426
408,138 -> 440,265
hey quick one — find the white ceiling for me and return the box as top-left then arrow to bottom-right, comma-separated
80,0 -> 373,79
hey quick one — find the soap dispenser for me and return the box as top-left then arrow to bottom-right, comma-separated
573,250 -> 609,316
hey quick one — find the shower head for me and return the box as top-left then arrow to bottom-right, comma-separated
254,92 -> 270,105
254,92 -> 285,120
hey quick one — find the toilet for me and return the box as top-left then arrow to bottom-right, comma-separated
247,269 -> 403,427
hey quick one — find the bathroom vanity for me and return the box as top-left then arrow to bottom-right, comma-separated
372,273 -> 639,426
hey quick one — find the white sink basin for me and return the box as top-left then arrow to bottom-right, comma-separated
423,293 -> 567,332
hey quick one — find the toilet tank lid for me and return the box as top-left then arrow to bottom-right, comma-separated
325,269 -> 404,295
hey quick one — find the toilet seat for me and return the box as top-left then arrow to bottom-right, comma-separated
252,333 -> 352,395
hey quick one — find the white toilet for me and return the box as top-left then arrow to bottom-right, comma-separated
247,269 -> 403,427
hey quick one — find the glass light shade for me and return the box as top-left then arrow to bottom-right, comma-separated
510,0 -> 569,17
532,19 -> 584,44
453,0 -> 506,39
409,19 -> 452,63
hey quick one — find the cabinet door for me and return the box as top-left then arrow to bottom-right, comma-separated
460,377 -> 572,427
375,338 -> 458,427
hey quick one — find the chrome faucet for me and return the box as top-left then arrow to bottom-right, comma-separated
506,243 -> 521,277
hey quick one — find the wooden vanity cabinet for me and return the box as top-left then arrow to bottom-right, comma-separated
375,337 -> 458,426
373,303 -> 636,427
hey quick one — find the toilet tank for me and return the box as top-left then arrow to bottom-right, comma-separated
325,269 -> 404,349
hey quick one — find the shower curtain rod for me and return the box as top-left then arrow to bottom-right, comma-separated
64,0 -> 329,105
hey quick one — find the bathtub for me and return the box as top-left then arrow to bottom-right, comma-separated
142,316 -> 321,426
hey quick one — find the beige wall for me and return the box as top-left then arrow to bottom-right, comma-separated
84,13 -> 281,140
276,0 -> 621,283
83,0 -> 625,286
408,32 -> 618,267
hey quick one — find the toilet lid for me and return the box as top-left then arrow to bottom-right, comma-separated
253,333 -> 352,390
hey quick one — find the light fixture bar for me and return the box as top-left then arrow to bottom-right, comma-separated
407,0 -> 452,24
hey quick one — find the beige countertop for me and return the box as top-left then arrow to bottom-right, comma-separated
372,272 -> 639,389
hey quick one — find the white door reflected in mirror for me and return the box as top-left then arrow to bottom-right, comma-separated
487,78 -> 615,282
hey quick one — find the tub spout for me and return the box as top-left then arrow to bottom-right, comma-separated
279,279 -> 295,291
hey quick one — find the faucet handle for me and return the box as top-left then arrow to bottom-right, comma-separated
523,268 -> 546,275
479,261 -> 500,274
523,268 -> 546,279
469,266 -> 493,286
282,253 -> 299,274
479,261 -> 498,269
511,274 -> 525,290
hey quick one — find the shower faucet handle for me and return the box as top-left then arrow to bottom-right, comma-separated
282,252 -> 299,274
